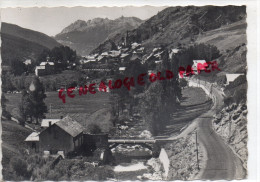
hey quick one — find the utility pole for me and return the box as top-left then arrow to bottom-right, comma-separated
195,130 -> 200,170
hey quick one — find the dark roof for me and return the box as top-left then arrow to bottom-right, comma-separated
55,116 -> 83,137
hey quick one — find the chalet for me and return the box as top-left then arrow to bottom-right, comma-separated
169,48 -> 180,59
130,55 -> 142,62
154,51 -> 164,59
41,119 -> 60,128
109,50 -> 121,57
225,73 -> 244,85
152,47 -> 162,53
101,52 -> 109,57
155,60 -> 163,64
119,67 -> 126,73
120,53 -> 130,62
24,59 -> 32,65
192,60 -> 206,74
136,47 -> 145,54
121,48 -> 129,53
25,132 -> 40,152
35,61 -> 55,76
25,115 -> 110,158
39,116 -> 84,155
131,42 -> 141,50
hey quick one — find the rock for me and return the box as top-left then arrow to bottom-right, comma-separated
241,104 -> 247,111
232,103 -> 238,110
232,113 -> 240,120
235,118 -> 241,124
139,130 -> 152,139
215,113 -> 222,120
237,109 -> 242,114
242,110 -> 248,116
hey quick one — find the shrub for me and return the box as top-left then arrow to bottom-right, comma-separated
10,157 -> 31,179
179,79 -> 188,89
88,123 -> 102,134
174,43 -> 221,67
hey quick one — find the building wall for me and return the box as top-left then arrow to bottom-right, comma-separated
26,141 -> 39,152
39,125 -> 74,154
37,69 -> 46,76
45,64 -> 55,74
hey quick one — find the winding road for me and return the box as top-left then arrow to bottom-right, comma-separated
190,80 -> 246,180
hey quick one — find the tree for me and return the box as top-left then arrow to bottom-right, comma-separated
20,76 -> 47,124
88,123 -> 102,134
2,72 -> 16,92
139,48 -> 181,135
19,90 -> 33,123
10,157 -> 31,179
1,93 -> 11,119
179,79 -> 188,89
124,59 -> 148,94
174,43 -> 221,68
140,81 -> 164,135
10,59 -> 26,76
49,46 -> 77,71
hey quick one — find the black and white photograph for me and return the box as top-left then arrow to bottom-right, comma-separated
0,1 -> 259,181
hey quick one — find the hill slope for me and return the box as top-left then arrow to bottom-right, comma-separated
92,6 -> 247,74
92,6 -> 246,53
1,22 -> 61,65
55,17 -> 143,55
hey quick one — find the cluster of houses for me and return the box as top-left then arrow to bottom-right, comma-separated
79,42 -> 145,71
25,116 -> 108,158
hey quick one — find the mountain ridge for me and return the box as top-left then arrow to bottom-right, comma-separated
1,22 -> 61,65
91,6 -> 246,54
55,17 -> 144,55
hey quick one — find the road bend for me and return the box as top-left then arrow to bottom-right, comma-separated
196,83 -> 246,180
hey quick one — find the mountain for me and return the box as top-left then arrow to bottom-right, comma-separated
55,17 -> 143,55
92,6 -> 246,54
1,22 -> 61,65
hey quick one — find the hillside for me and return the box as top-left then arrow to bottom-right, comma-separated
55,17 -> 143,55
1,119 -> 31,173
92,6 -> 246,53
92,6 -> 246,75
1,22 -> 61,65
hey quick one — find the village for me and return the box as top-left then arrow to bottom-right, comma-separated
22,35 -> 244,170
1,5 -> 249,181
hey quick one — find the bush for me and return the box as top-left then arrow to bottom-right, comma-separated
10,157 -> 31,179
179,79 -> 188,88
88,123 -> 102,134
174,43 -> 221,68
233,88 -> 247,104
2,110 -> 12,120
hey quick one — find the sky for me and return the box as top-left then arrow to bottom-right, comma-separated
0,0 -> 248,36
1,6 -> 167,36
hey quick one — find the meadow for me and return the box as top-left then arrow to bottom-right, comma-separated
5,91 -> 112,132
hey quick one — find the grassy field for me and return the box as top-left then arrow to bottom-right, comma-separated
5,86 -> 210,137
5,91 -> 112,132
158,87 -> 212,136
1,119 -> 31,168
180,87 -> 210,107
